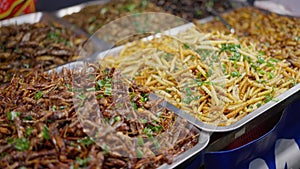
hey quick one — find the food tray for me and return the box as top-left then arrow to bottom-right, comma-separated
158,128 -> 209,169
48,61 -> 211,168
0,11 -> 111,69
53,0 -> 110,18
84,20 -> 300,133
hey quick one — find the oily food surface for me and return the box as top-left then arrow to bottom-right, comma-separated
0,22 -> 86,84
62,0 -> 166,35
0,64 -> 198,169
102,27 -> 300,126
150,0 -> 232,21
195,7 -> 300,68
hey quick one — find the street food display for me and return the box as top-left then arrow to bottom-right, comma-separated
1,1 -> 300,168
102,27 -> 300,126
150,0 -> 232,21
0,22 -> 86,84
0,65 -> 200,168
62,0 -> 165,34
195,7 -> 300,68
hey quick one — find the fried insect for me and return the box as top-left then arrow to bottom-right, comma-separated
0,22 -> 86,84
0,64 -> 198,168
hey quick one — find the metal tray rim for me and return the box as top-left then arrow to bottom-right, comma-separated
0,12 -> 43,26
158,131 -> 210,169
52,0 -> 111,18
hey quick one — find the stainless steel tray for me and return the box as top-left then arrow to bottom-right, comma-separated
53,0 -> 110,18
48,59 -> 210,168
0,11 -> 111,63
0,12 -> 52,26
158,129 -> 209,169
0,12 -> 90,45
86,21 -> 300,133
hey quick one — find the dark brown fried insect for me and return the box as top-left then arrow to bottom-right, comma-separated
195,7 -> 300,68
0,64 -> 199,169
0,22 -> 86,84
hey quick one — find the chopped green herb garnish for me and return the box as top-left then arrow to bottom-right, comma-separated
102,144 -> 109,155
220,43 -> 241,53
137,137 -> 144,147
196,10 -> 203,16
153,139 -> 160,149
183,43 -> 192,49
100,7 -> 108,15
212,55 -> 220,62
258,70 -> 266,75
257,56 -> 265,64
0,152 -> 7,157
206,68 -> 213,77
157,112 -> 162,118
257,103 -> 262,107
76,157 -> 90,167
13,138 -> 29,151
269,58 -> 279,63
86,87 -> 95,92
231,71 -> 241,77
124,4 -> 137,12
143,127 -> 152,136
195,95 -> 201,100
34,91 -> 43,100
266,60 -> 275,68
258,51 -> 265,55
7,111 -> 21,121
264,93 -> 273,103
229,52 -> 241,61
243,56 -> 251,62
42,125 -> 50,140
97,94 -> 104,99
194,79 -> 204,86
148,124 -> 162,133
76,94 -> 87,101
182,96 -> 194,104
51,105 -> 57,111
96,79 -> 106,89
268,72 -> 275,79
104,83 -> 112,96
78,136 -> 94,146
25,127 -> 33,136
131,102 -> 138,110
140,118 -> 147,124
161,53 -> 172,61
221,63 -> 227,72
59,106 -> 66,110
141,0 -> 148,8
136,147 -> 143,158
114,116 -> 121,122
23,116 -> 32,121
250,62 -> 258,70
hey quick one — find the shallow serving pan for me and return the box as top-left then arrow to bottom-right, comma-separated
48,60 -> 210,169
0,11 -> 111,62
158,127 -> 210,169
82,20 -> 300,133
0,12 -> 81,31
53,0 -> 110,18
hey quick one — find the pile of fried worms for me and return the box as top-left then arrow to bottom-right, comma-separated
0,22 -> 86,84
0,64 -> 199,169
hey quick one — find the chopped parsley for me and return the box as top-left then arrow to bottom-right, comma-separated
34,91 -> 43,100
42,125 -> 50,140
7,111 -> 21,121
